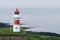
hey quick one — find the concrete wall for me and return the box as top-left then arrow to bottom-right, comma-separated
0,36 -> 27,40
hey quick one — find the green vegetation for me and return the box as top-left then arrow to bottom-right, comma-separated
0,27 -> 60,40
27,34 -> 60,40
0,27 -> 26,36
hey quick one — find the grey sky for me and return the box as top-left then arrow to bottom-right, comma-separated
0,0 -> 60,8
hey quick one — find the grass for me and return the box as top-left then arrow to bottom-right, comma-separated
27,34 -> 60,40
0,27 -> 60,40
0,27 -> 26,36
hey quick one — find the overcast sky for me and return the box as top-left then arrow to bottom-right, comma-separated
0,0 -> 60,8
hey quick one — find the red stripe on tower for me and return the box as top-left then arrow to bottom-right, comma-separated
14,20 -> 20,25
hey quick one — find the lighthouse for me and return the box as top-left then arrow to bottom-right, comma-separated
13,8 -> 20,32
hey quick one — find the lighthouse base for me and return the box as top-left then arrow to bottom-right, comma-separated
13,25 -> 20,32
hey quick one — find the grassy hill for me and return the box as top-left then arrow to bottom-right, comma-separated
0,27 -> 26,36
0,27 -> 60,40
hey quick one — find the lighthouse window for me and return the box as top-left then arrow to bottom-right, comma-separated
15,12 -> 19,14
15,27 -> 17,29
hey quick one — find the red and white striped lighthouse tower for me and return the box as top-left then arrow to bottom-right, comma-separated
13,8 -> 20,32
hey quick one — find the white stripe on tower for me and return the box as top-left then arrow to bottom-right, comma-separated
13,8 -> 20,32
